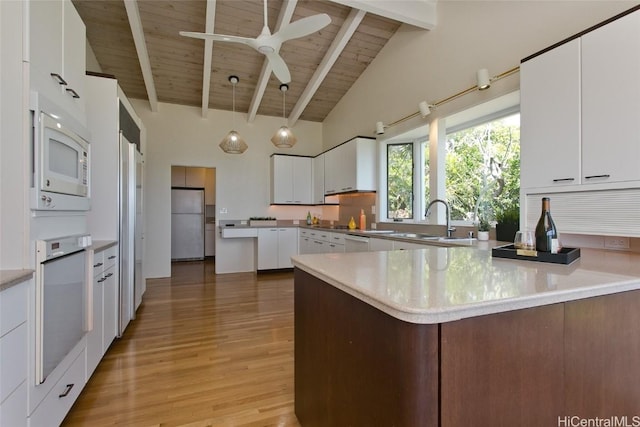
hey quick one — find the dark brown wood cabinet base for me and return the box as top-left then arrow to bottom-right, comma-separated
294,268 -> 640,426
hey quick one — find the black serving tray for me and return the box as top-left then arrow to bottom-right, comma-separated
491,244 -> 581,265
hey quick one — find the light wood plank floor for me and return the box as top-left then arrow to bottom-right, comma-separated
63,260 -> 301,427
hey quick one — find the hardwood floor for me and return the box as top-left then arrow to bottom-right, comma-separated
63,260 -> 301,426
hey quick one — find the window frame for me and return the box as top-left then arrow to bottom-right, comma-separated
386,142 -> 415,220
379,92 -> 520,227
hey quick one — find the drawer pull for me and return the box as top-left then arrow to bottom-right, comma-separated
59,383 -> 74,398
108,255 -> 117,260
584,174 -> 611,180
65,88 -> 80,99
50,73 -> 67,85
93,262 -> 103,268
104,273 -> 113,278
97,277 -> 106,283
552,178 -> 575,182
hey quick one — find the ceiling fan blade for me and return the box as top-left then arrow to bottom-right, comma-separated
179,31 -> 254,47
265,52 -> 291,84
273,13 -> 331,43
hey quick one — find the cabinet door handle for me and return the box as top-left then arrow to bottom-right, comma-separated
65,88 -> 80,99
108,255 -> 117,260
105,273 -> 113,278
552,178 -> 575,182
93,262 -> 103,268
59,383 -> 74,398
584,174 -> 610,180
50,73 -> 68,86
97,277 -> 106,283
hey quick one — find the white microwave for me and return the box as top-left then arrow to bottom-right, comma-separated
32,110 -> 91,210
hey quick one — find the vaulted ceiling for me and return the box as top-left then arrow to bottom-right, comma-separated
72,0 -> 435,125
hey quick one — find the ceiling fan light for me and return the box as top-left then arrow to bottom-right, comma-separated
258,45 -> 275,53
271,126 -> 297,148
219,130 -> 248,154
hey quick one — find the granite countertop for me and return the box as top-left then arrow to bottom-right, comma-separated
291,247 -> 640,324
0,269 -> 34,293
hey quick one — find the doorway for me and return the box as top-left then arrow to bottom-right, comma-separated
170,166 -> 216,260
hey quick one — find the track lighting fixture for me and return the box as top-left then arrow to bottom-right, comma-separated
476,68 -> 491,90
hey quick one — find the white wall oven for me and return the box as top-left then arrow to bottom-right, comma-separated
31,92 -> 90,211
35,234 -> 91,384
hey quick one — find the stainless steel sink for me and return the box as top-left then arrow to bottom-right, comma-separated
389,232 -> 440,240
439,236 -> 476,241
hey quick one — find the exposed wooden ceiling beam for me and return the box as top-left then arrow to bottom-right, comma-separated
201,0 -> 217,118
328,0 -> 436,30
123,0 -> 158,112
247,0 -> 298,123
288,8 -> 365,126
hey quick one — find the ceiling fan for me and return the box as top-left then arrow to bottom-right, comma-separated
179,0 -> 331,84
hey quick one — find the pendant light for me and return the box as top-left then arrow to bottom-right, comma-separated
219,75 -> 248,154
271,84 -> 297,148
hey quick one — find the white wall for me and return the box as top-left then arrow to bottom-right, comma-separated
130,100 -> 323,277
323,1 -> 635,148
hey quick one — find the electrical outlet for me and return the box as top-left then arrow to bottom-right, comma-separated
604,236 -> 629,250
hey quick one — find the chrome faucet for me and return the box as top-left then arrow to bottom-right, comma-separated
425,199 -> 456,238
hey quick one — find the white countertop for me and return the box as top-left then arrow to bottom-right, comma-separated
291,247 -> 640,324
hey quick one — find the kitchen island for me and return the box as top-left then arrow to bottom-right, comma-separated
292,247 -> 640,426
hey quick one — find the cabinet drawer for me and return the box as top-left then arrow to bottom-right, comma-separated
28,349 -> 86,427
102,245 -> 118,270
92,250 -> 105,276
0,280 -> 28,337
329,233 -> 345,245
0,322 -> 27,402
1,381 -> 27,427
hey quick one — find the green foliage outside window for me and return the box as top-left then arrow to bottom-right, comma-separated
446,114 -> 520,222
387,143 -> 413,219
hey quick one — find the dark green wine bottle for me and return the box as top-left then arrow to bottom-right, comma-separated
535,197 -> 559,253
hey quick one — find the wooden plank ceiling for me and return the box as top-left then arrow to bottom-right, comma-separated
73,0 -> 402,123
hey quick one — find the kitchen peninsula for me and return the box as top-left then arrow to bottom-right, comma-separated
292,247 -> 640,426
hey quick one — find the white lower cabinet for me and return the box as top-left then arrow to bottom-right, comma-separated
257,228 -> 298,270
277,228 -> 298,268
299,229 -> 310,254
0,278 -> 29,427
369,238 -> 394,251
258,229 -> 279,270
1,382 -> 27,427
393,241 -> 426,250
299,230 -> 345,254
28,349 -> 86,427
87,244 -> 118,377
327,232 -> 345,253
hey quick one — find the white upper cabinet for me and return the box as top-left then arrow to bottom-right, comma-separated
581,10 -> 640,185
29,0 -> 86,123
520,9 -> 640,191
324,137 -> 376,195
520,39 -> 581,189
270,155 -> 312,205
312,154 -> 325,204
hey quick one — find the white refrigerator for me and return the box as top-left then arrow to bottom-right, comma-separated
119,132 -> 143,336
171,188 -> 205,260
